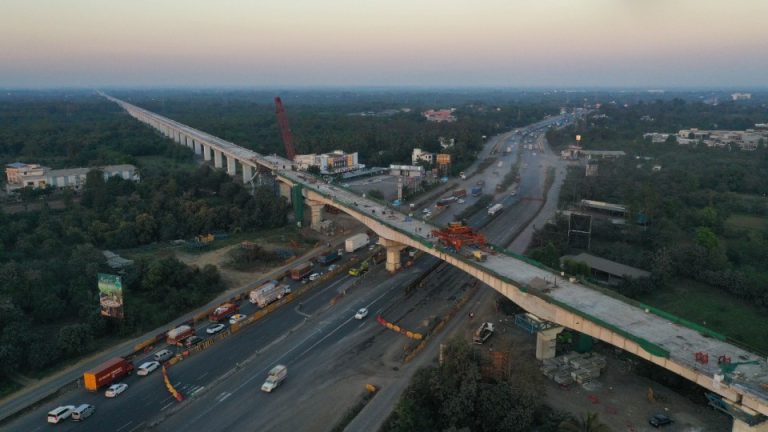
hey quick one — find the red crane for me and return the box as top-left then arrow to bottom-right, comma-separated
274,96 -> 297,161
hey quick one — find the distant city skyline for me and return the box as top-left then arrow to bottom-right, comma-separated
1,0 -> 767,88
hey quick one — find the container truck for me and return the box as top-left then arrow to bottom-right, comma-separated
471,186 -> 482,197
261,365 -> 287,392
209,302 -> 238,322
166,325 -> 195,345
250,281 -> 291,307
452,189 -> 467,198
345,233 -> 369,253
83,357 -> 134,391
473,322 -> 495,344
290,262 -> 313,280
317,250 -> 340,265
488,204 -> 503,216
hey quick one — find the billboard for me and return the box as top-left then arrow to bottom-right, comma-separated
436,153 -> 452,166
98,273 -> 124,318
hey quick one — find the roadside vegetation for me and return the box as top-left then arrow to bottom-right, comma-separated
531,99 -> 768,352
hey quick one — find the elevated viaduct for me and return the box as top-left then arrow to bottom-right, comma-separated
106,93 -> 768,431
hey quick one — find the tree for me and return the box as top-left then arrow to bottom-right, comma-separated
558,412 -> 611,432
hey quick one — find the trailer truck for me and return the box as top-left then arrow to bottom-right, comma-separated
290,262 -> 313,280
488,203 -> 503,216
209,302 -> 239,322
166,325 -> 195,345
345,233 -> 369,253
83,357 -> 134,391
250,281 -> 291,307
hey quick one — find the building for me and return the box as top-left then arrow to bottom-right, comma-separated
389,164 -> 425,178
581,150 -> 626,159
560,145 -> 582,160
294,150 -> 364,175
411,148 -> 434,166
643,132 -> 670,143
674,128 -> 767,151
731,93 -> 752,101
561,252 -> 650,285
423,109 -> 456,123
5,162 -> 139,192
585,160 -> 599,177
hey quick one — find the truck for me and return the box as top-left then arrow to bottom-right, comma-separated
290,262 -> 313,280
473,322 -> 495,344
209,302 -> 238,322
459,171 -> 466,180
488,203 -> 503,216
345,233 -> 369,253
166,325 -> 195,346
261,364 -> 287,393
349,260 -> 369,276
83,357 -> 134,391
250,280 -> 291,307
497,161 -> 503,168
452,189 -> 467,199
317,250 -> 340,265
472,250 -> 487,262
471,186 -> 482,197
437,196 -> 457,207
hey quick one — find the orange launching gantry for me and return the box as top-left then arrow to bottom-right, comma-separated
431,221 -> 487,252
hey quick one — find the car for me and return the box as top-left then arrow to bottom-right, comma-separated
207,323 -> 226,334
71,404 -> 95,421
184,335 -> 203,347
153,349 -> 173,362
328,264 -> 339,272
422,208 -> 430,214
457,199 -> 465,204
47,405 -> 76,424
137,361 -> 160,376
354,307 -> 369,320
368,245 -> 375,251
308,272 -> 321,281
229,314 -> 247,325
648,414 -> 673,428
105,383 -> 128,398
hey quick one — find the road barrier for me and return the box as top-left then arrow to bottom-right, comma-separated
161,365 -> 183,402
376,315 -> 423,340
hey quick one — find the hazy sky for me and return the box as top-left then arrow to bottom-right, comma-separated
1,0 -> 766,88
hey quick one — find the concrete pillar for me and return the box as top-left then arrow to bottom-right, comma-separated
194,141 -> 202,155
214,150 -> 223,169
279,182 -> 292,201
203,145 -> 211,161
733,420 -> 768,432
226,156 -> 237,176
535,326 -> 564,360
379,238 -> 406,273
242,164 -> 253,184
307,200 -> 325,231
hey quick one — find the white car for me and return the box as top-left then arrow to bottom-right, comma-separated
328,264 -> 339,272
207,323 -> 226,334
105,383 -> 128,398
457,199 -> 465,204
354,308 -> 369,320
229,314 -> 247,325
137,361 -> 160,376
47,405 -> 76,424
308,272 -> 321,281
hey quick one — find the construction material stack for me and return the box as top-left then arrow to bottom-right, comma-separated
431,221 -> 487,252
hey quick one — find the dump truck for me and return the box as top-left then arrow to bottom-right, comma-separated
250,281 -> 291,308
83,357 -> 134,391
290,262 -> 313,280
488,203 -> 503,216
261,364 -> 287,393
209,302 -> 238,322
349,260 -> 369,276
317,250 -> 340,265
473,322 -> 495,344
166,325 -> 195,345
471,186 -> 482,197
473,250 -> 487,262
345,233 -> 369,253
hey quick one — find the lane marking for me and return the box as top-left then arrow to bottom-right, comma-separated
161,401 -> 174,411
116,421 -> 133,432
198,372 -> 209,380
127,423 -> 146,432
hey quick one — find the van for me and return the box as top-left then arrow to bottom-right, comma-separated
154,349 -> 173,362
47,405 -> 75,424
71,404 -> 95,421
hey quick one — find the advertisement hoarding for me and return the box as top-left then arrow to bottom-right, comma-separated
98,273 -> 124,319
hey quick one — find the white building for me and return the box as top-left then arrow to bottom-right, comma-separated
411,148 -> 434,166
674,128 -> 766,151
294,150 -> 363,174
731,93 -> 752,101
5,163 -> 139,192
389,164 -> 425,178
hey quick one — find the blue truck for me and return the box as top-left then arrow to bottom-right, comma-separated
317,250 -> 340,265
471,186 -> 482,197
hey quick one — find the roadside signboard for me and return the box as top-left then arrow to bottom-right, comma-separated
98,273 -> 124,318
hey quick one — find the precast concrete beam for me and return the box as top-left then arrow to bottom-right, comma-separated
535,326 -> 564,360
226,155 -> 237,176
733,420 -> 768,432
214,150 -> 223,169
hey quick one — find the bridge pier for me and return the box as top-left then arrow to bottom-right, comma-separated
203,144 -> 211,161
734,419 -> 768,432
536,326 -> 564,360
242,164 -> 253,184
379,238 -> 406,273
214,150 -> 223,169
226,155 -> 237,176
194,140 -> 202,155
306,200 -> 325,231
279,182 -> 292,201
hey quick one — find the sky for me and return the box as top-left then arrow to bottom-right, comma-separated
1,0 -> 767,88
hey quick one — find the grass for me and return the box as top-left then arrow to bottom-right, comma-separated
639,278 -> 768,354
0,380 -> 22,400
136,155 -> 197,174
725,214 -> 767,232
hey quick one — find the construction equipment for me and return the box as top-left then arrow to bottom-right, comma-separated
472,250 -> 487,262
274,97 -> 297,161
431,221 -> 487,252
